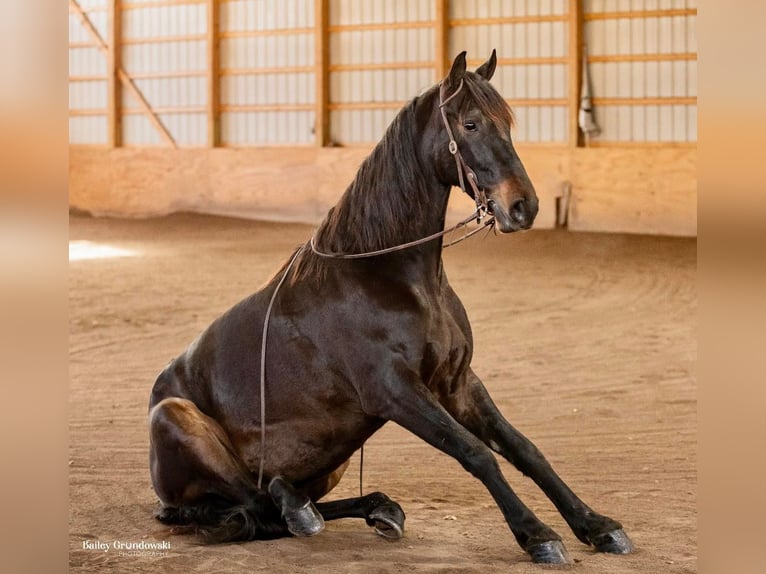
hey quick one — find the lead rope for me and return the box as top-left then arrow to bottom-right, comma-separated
259,78 -> 493,494
257,245 -> 306,490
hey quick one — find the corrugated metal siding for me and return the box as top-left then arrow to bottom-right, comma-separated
68,1 -> 108,144
121,2 -> 208,146
450,0 -> 570,144
584,0 -> 697,142
220,0 -> 315,146
328,0 -> 435,145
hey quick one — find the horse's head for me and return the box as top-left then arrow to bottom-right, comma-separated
430,50 -> 538,233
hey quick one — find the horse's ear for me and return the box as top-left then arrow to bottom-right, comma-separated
447,51 -> 467,89
475,49 -> 497,81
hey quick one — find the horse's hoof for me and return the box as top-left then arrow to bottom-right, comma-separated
369,503 -> 405,539
592,528 -> 634,554
528,540 -> 571,564
283,500 -> 325,537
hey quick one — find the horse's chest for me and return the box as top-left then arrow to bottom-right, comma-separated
419,312 -> 471,397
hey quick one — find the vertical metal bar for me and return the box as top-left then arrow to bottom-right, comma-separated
568,0 -> 583,147
207,0 -> 220,146
314,0 -> 330,146
108,0 -> 122,147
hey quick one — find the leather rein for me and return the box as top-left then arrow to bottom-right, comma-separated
257,78 -> 494,490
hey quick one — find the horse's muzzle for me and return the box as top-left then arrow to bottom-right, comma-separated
488,191 -> 538,233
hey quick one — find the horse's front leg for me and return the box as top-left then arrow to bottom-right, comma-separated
442,368 -> 634,554
365,374 -> 570,564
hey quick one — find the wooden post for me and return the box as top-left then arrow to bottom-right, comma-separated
568,0 -> 584,148
434,0 -> 450,81
207,0 -> 220,147
108,0 -> 122,147
314,0 -> 330,147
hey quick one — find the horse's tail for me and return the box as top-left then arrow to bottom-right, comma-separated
157,493 -> 287,543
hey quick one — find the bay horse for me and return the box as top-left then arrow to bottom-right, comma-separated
148,51 -> 633,565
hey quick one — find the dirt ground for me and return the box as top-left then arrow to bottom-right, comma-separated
69,213 -> 696,573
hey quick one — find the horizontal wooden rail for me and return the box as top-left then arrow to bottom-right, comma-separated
221,66 -> 315,76
220,103 -> 314,112
328,98 -> 571,111
329,21 -> 434,33
69,108 -> 108,116
329,61 -> 434,72
592,96 -> 697,106
467,56 -> 568,67
450,15 -> 568,26
507,98 -> 568,107
69,41 -> 97,49
328,101 -> 405,110
69,4 -> 106,11
69,75 -> 108,82
588,53 -> 697,63
122,0 -> 205,9
122,34 -> 206,45
122,106 -> 206,115
221,28 -> 314,39
584,8 -> 697,21
128,70 -> 207,79
588,141 -> 697,148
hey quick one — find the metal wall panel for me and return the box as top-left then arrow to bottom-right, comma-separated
121,2 -> 208,146
68,2 -> 108,145
328,0 -> 435,145
450,0 -> 570,144
220,0 -> 316,146
584,0 -> 697,142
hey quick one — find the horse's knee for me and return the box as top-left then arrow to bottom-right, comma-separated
462,445 -> 500,478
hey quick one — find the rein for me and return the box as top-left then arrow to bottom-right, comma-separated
257,77 -> 494,492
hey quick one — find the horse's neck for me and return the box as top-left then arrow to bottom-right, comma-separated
318,119 -> 451,265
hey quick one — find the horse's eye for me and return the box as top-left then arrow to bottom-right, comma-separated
464,120 -> 477,131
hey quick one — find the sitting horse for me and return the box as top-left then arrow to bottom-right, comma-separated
148,51 -> 633,565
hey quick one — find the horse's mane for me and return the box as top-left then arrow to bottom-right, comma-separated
292,72 -> 513,284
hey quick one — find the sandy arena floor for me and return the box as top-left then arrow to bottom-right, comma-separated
69,213 -> 696,573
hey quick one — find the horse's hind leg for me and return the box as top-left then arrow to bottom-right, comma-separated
444,370 -> 633,554
274,464 -> 405,539
316,493 -> 406,539
149,397 -> 291,541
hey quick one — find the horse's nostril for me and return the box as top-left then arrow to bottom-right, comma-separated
510,198 -> 527,224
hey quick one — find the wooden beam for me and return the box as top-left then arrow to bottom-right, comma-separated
221,66 -> 314,76
588,53 -> 697,63
122,0 -> 206,9
467,56 -> 568,67
121,34 -> 207,45
328,21 -> 433,33
69,0 -> 177,147
329,61 -> 433,72
328,101 -> 405,111
434,0 -> 449,81
220,104 -> 315,113
207,0 -> 220,147
108,0 -> 121,147
221,28 -> 314,39
591,97 -> 697,106
568,0 -> 583,148
450,15 -> 568,26
584,8 -> 697,21
314,0 -> 329,147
